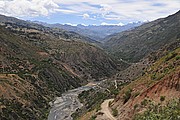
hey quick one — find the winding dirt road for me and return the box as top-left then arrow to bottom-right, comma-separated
101,99 -> 116,120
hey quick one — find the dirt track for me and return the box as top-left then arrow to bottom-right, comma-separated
100,99 -> 116,120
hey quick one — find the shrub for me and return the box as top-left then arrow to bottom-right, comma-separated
134,99 -> 180,120
123,89 -> 132,104
160,96 -> 165,102
90,115 -> 97,120
133,92 -> 140,98
165,52 -> 177,61
141,99 -> 148,106
134,104 -> 139,110
175,55 -> 180,60
112,108 -> 118,117
151,73 -> 157,80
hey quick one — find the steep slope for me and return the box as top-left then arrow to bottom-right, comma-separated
111,47 -> 180,120
0,17 -> 119,119
0,26 -> 87,119
104,10 -> 180,62
35,22 -> 143,41
0,14 -> 120,80
114,40 -> 180,83
0,14 -> 99,44
75,31 -> 180,120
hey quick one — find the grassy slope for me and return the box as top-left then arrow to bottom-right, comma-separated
0,16 -> 122,119
104,10 -> 180,62
111,47 -> 180,120
0,26 -> 83,119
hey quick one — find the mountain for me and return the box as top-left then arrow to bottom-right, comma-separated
0,10 -> 179,120
104,10 -> 180,62
110,44 -> 180,120
0,14 -> 99,44
78,40 -> 180,120
0,15 -> 124,119
34,21 -> 143,41
74,11 -> 180,120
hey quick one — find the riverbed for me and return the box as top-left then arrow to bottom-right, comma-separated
48,84 -> 96,120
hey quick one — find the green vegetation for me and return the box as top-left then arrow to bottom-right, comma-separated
141,99 -> 148,106
112,108 -> 118,117
72,89 -> 109,119
79,89 -> 109,111
0,98 -> 50,120
104,10 -> 180,62
72,81 -> 128,119
134,99 -> 180,120
165,52 -> 177,61
0,18 -> 119,120
175,55 -> 180,60
123,89 -> 132,104
149,48 -> 179,81
134,104 -> 139,110
132,91 -> 140,98
89,115 -> 97,120
160,96 -> 165,102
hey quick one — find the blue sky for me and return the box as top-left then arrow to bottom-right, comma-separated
0,0 -> 180,25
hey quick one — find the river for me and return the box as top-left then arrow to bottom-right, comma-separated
48,83 -> 97,120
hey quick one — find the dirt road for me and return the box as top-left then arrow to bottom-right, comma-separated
101,99 -> 116,120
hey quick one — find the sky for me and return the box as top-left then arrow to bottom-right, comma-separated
0,0 -> 179,26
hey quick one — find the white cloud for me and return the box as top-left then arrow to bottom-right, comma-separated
0,0 -> 179,22
100,4 -> 112,17
64,23 -> 77,26
54,0 -> 180,21
0,0 -> 60,17
101,22 -> 124,26
55,9 -> 77,14
82,13 -> 90,19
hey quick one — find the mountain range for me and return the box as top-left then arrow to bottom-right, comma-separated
0,10 -> 179,120
33,21 -> 143,41
104,10 -> 180,62
0,14 -> 122,119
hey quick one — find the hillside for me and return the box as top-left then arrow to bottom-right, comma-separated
110,46 -> 180,120
104,10 -> 180,62
0,26 -> 83,119
0,7 -> 180,120
0,14 -> 99,44
35,22 -> 142,41
0,15 -> 121,119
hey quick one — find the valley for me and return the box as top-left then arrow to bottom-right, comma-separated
48,83 -> 95,120
0,5 -> 179,120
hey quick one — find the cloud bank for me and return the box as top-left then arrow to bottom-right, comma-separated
0,0 -> 179,21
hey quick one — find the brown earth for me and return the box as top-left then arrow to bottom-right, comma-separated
112,68 -> 180,120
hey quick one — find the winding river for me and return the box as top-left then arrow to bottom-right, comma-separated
48,83 -> 97,120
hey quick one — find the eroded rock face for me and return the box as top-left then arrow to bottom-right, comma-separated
114,70 -> 180,120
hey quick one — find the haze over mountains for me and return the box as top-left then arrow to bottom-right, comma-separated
0,9 -> 179,120
34,21 -> 143,41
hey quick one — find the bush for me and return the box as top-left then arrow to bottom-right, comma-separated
165,52 -> 177,61
90,115 -> 97,120
112,108 -> 118,117
151,73 -> 157,80
123,89 -> 132,104
175,55 -> 180,60
134,99 -> 180,120
141,99 -> 148,106
160,96 -> 165,102
133,92 -> 140,98
134,104 -> 139,110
